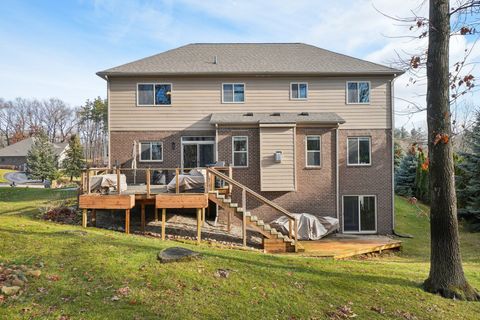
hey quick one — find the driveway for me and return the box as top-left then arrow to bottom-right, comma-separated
1,171 -> 43,187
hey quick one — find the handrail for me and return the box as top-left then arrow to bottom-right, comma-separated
206,168 -> 296,221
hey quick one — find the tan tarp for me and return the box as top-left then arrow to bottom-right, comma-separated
90,174 -> 128,193
271,213 -> 339,240
167,169 -> 205,192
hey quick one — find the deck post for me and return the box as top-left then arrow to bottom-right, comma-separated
288,219 -> 293,239
161,208 -> 166,240
82,209 -> 87,228
117,168 -> 121,195
146,169 -> 151,198
227,208 -> 231,232
141,203 -> 146,232
155,208 -> 159,222
293,218 -> 298,253
125,209 -> 130,234
202,208 -> 205,226
196,208 -> 202,244
242,188 -> 247,247
91,209 -> 96,227
175,168 -> 180,194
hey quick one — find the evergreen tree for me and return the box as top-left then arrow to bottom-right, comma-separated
26,133 -> 58,181
457,113 -> 480,232
62,134 -> 85,181
415,147 -> 429,203
395,147 -> 417,196
394,141 -> 404,171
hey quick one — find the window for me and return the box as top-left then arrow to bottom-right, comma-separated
232,136 -> 248,167
343,195 -> 376,232
222,83 -> 245,103
347,81 -> 370,104
291,82 -> 308,99
139,141 -> 163,161
347,137 -> 371,165
306,135 -> 321,167
137,83 -> 172,106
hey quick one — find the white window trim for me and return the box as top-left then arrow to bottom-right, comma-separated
290,82 -> 308,100
139,141 -> 164,162
222,83 -> 245,104
345,81 -> 371,105
347,136 -> 372,166
136,83 -> 173,107
232,136 -> 248,168
305,135 -> 321,168
342,195 -> 377,234
180,136 -> 215,170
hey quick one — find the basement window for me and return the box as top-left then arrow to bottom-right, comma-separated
346,81 -> 370,104
140,141 -> 163,162
291,82 -> 308,99
232,136 -> 248,167
222,83 -> 245,103
137,83 -> 172,106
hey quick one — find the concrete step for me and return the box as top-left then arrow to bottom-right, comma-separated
256,220 -> 265,226
250,215 -> 258,222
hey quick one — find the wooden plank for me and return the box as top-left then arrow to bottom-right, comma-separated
79,194 -> 135,209
161,208 -> 166,240
117,168 -> 121,195
155,194 -> 208,209
146,169 -> 151,197
175,168 -> 180,194
263,238 -> 294,253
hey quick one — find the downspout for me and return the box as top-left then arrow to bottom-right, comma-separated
215,123 -> 219,162
106,75 -> 111,168
335,125 -> 340,222
390,76 -> 396,234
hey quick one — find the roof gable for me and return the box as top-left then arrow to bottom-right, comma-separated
97,43 -> 402,78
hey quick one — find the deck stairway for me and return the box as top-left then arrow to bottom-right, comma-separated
206,168 -> 304,253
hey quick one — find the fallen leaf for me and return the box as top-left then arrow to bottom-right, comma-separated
111,295 -> 120,301
117,287 -> 130,296
370,306 -> 385,314
47,275 -> 61,282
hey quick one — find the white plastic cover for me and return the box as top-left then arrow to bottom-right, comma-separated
271,213 -> 339,240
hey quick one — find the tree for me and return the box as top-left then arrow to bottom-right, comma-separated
62,134 -> 85,181
394,141 -> 404,170
422,0 -> 479,300
395,147 -> 417,196
26,133 -> 59,181
457,112 -> 480,231
77,97 -> 108,165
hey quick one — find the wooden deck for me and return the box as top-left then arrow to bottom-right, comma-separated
298,236 -> 402,259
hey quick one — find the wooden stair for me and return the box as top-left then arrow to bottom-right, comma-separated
208,191 -> 304,253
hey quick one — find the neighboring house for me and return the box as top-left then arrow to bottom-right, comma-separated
97,43 -> 403,235
0,137 -> 69,170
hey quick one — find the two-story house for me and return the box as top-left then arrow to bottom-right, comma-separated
97,43 -> 402,235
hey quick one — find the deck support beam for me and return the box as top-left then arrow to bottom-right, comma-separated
125,209 -> 130,234
82,209 -> 87,228
196,208 -> 201,244
155,208 -> 159,222
161,208 -> 166,240
91,209 -> 96,227
141,204 -> 146,232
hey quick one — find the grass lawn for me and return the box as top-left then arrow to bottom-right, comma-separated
0,189 -> 479,319
0,169 -> 15,183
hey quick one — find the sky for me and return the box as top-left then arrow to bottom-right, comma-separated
0,0 -> 478,129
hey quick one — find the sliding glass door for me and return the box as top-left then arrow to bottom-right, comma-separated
343,195 -> 376,233
181,137 -> 215,170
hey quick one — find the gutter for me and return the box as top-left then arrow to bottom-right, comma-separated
335,124 -> 340,222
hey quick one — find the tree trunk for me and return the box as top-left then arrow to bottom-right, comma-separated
423,0 -> 479,301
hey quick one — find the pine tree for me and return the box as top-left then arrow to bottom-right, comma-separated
394,141 -> 404,171
26,133 -> 59,181
415,148 -> 429,202
62,135 -> 85,181
457,113 -> 480,231
395,148 -> 417,197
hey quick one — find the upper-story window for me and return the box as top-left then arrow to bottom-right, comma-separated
347,81 -> 370,104
347,137 -> 371,166
222,83 -> 245,103
137,83 -> 172,106
291,82 -> 308,100
140,141 -> 163,162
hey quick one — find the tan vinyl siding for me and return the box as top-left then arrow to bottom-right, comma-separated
260,127 -> 296,191
109,76 -> 392,131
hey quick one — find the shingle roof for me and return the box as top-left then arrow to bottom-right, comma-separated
97,43 -> 402,78
210,112 -> 345,125
0,137 -> 68,157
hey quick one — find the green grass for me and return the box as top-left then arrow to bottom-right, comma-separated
0,169 -> 15,183
0,190 -> 479,319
